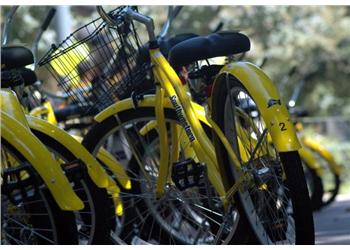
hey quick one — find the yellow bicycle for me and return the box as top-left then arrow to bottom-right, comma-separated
39,6 -> 314,244
1,6 -> 127,244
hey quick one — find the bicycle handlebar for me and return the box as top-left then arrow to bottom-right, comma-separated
96,6 -> 156,42
2,6 -> 19,45
33,7 -> 56,70
159,6 -> 183,39
41,8 -> 56,31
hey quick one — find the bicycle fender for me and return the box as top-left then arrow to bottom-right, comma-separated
1,112 -> 84,211
1,89 -> 30,128
302,136 -> 343,175
25,115 -> 109,189
298,146 -> 324,177
66,135 -> 131,191
214,62 -> 301,152
96,147 -> 131,190
94,95 -> 210,126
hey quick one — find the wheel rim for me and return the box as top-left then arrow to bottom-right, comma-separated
1,146 -> 58,244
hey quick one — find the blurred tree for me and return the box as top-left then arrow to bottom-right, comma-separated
1,5 -> 349,116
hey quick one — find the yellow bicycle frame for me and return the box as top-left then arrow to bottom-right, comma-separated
91,48 -> 302,206
1,90 -> 83,210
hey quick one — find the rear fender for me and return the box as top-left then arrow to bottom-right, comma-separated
1,112 -> 84,210
26,115 -> 110,189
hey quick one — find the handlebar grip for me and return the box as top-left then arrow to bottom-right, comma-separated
41,8 -> 56,31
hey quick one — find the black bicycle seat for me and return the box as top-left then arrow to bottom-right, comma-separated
1,46 -> 34,70
1,68 -> 37,88
137,33 -> 199,65
168,32 -> 250,68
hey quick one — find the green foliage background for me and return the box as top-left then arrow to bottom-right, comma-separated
1,5 -> 350,116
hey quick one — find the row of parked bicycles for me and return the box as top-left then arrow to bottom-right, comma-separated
1,6 -> 345,245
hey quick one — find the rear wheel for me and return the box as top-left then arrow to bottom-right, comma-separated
211,75 -> 314,244
31,130 -> 113,244
1,140 -> 78,244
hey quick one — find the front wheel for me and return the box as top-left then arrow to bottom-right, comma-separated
211,75 -> 314,244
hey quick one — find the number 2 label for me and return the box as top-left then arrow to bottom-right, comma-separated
279,122 -> 287,131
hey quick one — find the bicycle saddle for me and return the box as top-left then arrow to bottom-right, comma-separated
1,46 -> 34,70
137,33 -> 199,65
168,32 -> 250,68
1,68 -> 37,88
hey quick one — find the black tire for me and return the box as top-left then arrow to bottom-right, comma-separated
321,173 -> 341,208
211,75 -> 315,244
82,108 -> 240,244
1,139 -> 78,244
30,130 -> 113,244
302,162 -> 324,211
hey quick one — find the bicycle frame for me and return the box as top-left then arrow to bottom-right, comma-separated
92,47 -> 302,207
1,89 -> 84,211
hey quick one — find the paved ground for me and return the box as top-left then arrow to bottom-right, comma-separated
314,194 -> 350,245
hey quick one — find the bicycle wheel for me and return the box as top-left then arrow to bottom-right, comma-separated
1,140 -> 78,244
311,154 -> 341,209
31,130 -> 114,244
82,107 -> 240,244
211,75 -> 314,244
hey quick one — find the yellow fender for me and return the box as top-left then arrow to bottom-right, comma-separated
25,115 -> 110,189
96,148 -> 131,190
302,136 -> 343,175
1,112 -> 84,211
1,89 -> 30,127
298,146 -> 324,177
66,135 -> 131,190
25,116 -> 130,215
213,62 -> 301,152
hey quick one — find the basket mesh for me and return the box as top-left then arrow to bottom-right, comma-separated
39,6 -> 151,114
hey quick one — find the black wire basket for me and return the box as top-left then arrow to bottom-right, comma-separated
39,6 -> 151,114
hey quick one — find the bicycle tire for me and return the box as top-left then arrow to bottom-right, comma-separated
321,172 -> 341,208
82,107 -> 240,244
211,76 -> 315,244
1,139 -> 78,244
30,130 -> 114,244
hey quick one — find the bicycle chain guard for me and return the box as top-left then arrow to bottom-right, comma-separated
1,163 -> 40,205
171,158 -> 205,191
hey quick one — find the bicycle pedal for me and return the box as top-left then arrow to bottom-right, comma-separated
171,158 -> 205,191
1,163 -> 40,205
61,159 -> 87,183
